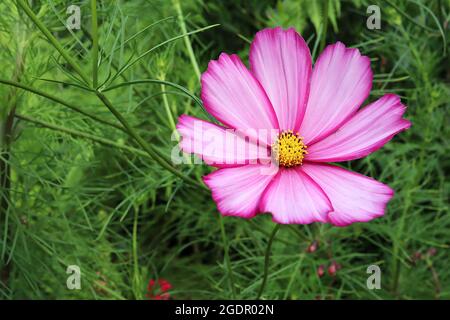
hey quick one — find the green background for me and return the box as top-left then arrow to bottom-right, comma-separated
0,0 -> 448,299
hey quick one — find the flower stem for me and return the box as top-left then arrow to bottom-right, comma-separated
219,215 -> 237,299
15,114 -> 147,158
16,113 -> 195,190
96,92 -> 206,190
256,224 -> 281,300
319,0 -> 329,53
0,78 -> 124,132
173,0 -> 201,81
132,205 -> 143,299
90,0 -> 99,88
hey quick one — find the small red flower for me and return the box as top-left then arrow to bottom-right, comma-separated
159,279 -> 172,292
146,278 -> 172,300
147,279 -> 155,291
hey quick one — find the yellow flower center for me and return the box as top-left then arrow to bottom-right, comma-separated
272,130 -> 308,168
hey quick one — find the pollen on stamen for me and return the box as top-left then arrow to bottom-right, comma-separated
271,130 -> 308,168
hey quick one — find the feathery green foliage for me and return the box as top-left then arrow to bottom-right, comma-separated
0,0 -> 448,299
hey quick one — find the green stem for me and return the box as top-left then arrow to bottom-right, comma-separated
284,253 -> 305,299
319,0 -> 328,52
80,26 -> 159,123
160,82 -> 178,135
95,92 -> 206,190
256,224 -> 281,300
15,113 -> 148,157
156,68 -> 178,134
0,107 -> 15,267
425,257 -> 441,299
132,205 -> 142,299
17,114 -> 187,192
173,0 -> 201,81
0,78 -> 125,132
219,215 -> 237,299
391,189 -> 412,295
90,0 -> 99,88
16,0 -> 91,85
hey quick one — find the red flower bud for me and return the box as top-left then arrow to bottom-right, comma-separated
427,248 -> 437,257
306,240 -> 318,253
317,265 -> 325,278
328,261 -> 339,276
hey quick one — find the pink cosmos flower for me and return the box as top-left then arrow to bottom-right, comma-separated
176,27 -> 411,226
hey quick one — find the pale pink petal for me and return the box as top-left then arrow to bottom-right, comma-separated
307,94 -> 411,162
203,165 -> 275,218
201,53 -> 278,133
299,42 -> 373,145
302,163 -> 394,226
176,115 -> 271,167
249,27 -> 312,131
259,168 -> 332,224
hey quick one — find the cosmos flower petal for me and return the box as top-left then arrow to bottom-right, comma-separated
250,27 -> 311,132
259,168 -> 332,224
302,163 -> 394,226
203,165 -> 275,218
299,42 -> 373,145
307,94 -> 411,162
177,115 -> 271,167
201,53 -> 278,132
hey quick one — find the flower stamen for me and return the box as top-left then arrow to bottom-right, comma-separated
272,130 -> 308,167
